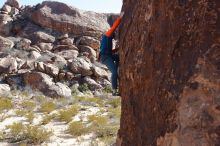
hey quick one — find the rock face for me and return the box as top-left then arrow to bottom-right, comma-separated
29,1 -> 110,37
118,0 -> 220,146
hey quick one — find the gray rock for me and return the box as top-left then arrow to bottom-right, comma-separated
0,55 -> 17,74
0,35 -> 14,51
0,14 -> 13,35
77,36 -> 100,50
2,5 -> 12,13
92,65 -> 109,79
37,43 -> 53,52
69,57 -> 93,76
16,38 -> 31,50
44,63 -> 60,77
33,31 -> 55,43
0,84 -> 10,96
23,72 -> 71,98
52,45 -> 78,53
58,33 -> 68,40
59,38 -> 74,45
57,50 -> 79,60
29,51 -> 41,59
83,76 -> 102,91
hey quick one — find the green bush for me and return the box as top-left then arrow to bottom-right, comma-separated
103,85 -> 112,93
78,83 -> 89,92
40,101 -> 56,113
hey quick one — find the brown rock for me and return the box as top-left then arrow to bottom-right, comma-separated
0,55 -> 17,74
76,36 -> 100,50
57,50 -> 79,60
29,1 -> 109,37
118,0 -> 220,146
2,5 -> 12,13
59,38 -> 74,46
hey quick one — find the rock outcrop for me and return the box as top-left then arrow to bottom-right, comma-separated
118,0 -> 220,146
0,0 -> 114,97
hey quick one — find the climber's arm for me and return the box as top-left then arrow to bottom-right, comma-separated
105,12 -> 124,37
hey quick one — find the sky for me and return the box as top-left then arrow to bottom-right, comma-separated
0,0 -> 122,13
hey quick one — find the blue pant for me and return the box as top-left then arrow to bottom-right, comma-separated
101,54 -> 119,89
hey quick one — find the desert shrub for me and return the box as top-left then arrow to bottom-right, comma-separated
106,98 -> 121,108
15,110 -> 28,117
40,101 -> 56,113
21,101 -> 35,111
7,123 -> 52,144
87,115 -> 108,126
68,121 -> 90,136
108,107 -> 121,119
58,105 -> 79,123
25,112 -> 35,123
41,114 -> 56,125
78,83 -> 89,92
0,98 -> 13,112
102,85 -> 112,93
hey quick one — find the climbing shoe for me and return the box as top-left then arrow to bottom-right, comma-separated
112,89 -> 121,96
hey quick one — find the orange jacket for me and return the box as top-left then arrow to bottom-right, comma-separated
105,17 -> 122,37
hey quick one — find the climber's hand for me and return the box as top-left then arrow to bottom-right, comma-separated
120,11 -> 124,18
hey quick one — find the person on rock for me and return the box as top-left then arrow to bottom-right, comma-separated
98,12 -> 124,96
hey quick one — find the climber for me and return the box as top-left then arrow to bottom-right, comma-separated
98,12 -> 124,96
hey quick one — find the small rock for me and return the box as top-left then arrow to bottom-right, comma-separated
16,38 -> 31,50
58,33 -> 69,40
83,76 -> 102,91
57,50 -> 79,60
33,31 -> 55,43
52,45 -> 78,52
0,35 -> 14,51
29,51 -> 41,59
59,38 -> 74,45
37,43 -> 53,52
0,84 -> 10,96
0,55 -> 17,74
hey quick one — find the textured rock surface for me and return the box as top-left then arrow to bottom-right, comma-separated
29,1 -> 110,37
118,0 -> 220,146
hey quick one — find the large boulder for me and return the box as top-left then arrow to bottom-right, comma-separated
23,72 -> 71,98
83,76 -> 102,91
118,0 -> 220,146
69,57 -> 93,76
0,84 -> 10,96
28,1 -> 110,37
79,45 -> 96,62
0,36 -> 14,51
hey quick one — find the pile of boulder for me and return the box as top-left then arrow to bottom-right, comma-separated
0,0 -> 116,98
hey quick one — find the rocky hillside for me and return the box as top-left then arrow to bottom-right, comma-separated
0,0 -> 117,98
118,0 -> 220,146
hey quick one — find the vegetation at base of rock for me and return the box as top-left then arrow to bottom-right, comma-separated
106,98 -> 121,108
58,105 -> 79,123
78,83 -> 89,92
6,122 -> 52,144
74,96 -> 104,107
39,101 -> 56,113
102,85 -> 112,93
